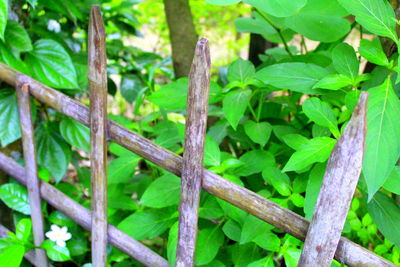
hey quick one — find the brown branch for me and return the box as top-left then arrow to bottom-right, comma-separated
16,76 -> 49,267
88,5 -> 108,266
299,92 -> 368,266
176,38 -> 210,267
0,64 -> 395,267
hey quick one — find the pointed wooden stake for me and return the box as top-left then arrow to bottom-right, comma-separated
175,38 -> 211,267
88,5 -> 108,266
298,92 -> 368,267
16,75 -> 49,267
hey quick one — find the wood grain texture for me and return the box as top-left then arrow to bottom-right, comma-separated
299,92 -> 368,267
88,5 -> 108,266
176,38 -> 210,267
0,64 -> 395,267
0,152 -> 169,267
16,75 -> 49,267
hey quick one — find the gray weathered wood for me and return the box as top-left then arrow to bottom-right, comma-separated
88,5 -> 108,266
0,152 -> 169,267
16,76 -> 49,267
176,38 -> 210,267
298,92 -> 368,267
0,64 -> 395,267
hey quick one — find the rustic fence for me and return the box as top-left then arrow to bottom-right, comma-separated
0,5 -> 397,267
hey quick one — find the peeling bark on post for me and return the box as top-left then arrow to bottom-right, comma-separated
88,5 -> 108,267
0,64 -> 395,267
16,76 -> 49,267
176,38 -> 210,267
0,152 -> 169,267
298,92 -> 368,267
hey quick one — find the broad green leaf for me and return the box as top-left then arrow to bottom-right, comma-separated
199,195 -> 224,219
0,244 -> 24,267
120,74 -> 145,103
41,240 -> 71,262
0,42 -> 27,73
108,155 -> 140,184
195,226 -> 224,265
283,137 -> 336,172
25,39 -> 78,89
206,0 -> 239,5
59,117 -> 90,152
109,142 -> 136,157
368,192 -> 400,248
4,20 -> 32,52
223,89 -> 252,130
118,208 -> 176,240
0,89 -> 21,147
230,243 -> 262,266
304,163 -> 325,219
302,97 -> 339,137
313,74 -> 353,90
256,63 -> 330,94
364,78 -> 400,199
240,214 -> 274,244
332,43 -> 359,80
204,135 -> 221,166
248,255 -> 275,267
283,247 -> 301,267
227,58 -> 255,83
359,38 -> 389,67
383,166 -> 400,195
262,167 -> 292,196
244,120 -> 272,147
244,0 -> 306,17
148,78 -> 187,110
140,174 -> 181,208
337,0 -> 398,42
235,150 -> 275,176
0,183 -> 30,215
36,123 -> 71,183
252,232 -> 281,252
15,218 -> 32,242
167,222 -> 179,266
281,134 -> 309,150
222,219 -> 241,241
0,0 -> 7,40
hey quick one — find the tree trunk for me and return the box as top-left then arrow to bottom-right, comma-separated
248,33 -> 276,67
163,0 -> 198,78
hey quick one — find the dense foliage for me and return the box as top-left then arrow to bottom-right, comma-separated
0,0 -> 400,266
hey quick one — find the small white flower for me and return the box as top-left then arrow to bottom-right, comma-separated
47,20 -> 61,33
45,225 -> 72,247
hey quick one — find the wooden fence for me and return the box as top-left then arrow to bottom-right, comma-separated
0,5 -> 397,267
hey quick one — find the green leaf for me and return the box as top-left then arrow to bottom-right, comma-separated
227,58 -> 255,83
36,123 -> 71,183
230,243 -> 262,266
0,42 -> 27,73
15,218 -> 32,242
204,135 -> 221,166
0,244 -> 24,267
148,78 -> 188,110
383,166 -> 400,195
313,74 -> 353,90
244,121 -> 272,147
195,226 -> 224,265
302,97 -> 339,137
118,208 -> 176,240
256,63 -> 330,94
244,0 -> 306,17
0,89 -> 21,147
0,0 -> 7,40
4,20 -> 32,52
337,0 -> 398,42
304,163 -> 325,219
248,255 -> 275,267
140,174 -> 181,208
368,192 -> 400,248
358,38 -> 389,67
206,0 -> 240,5
262,167 -> 292,196
252,232 -> 281,252
240,214 -> 273,244
41,240 -> 71,262
167,222 -> 179,266
59,117 -> 90,152
108,155 -> 140,184
223,89 -> 252,130
0,183 -> 30,215
120,74 -> 145,103
222,219 -> 241,241
283,137 -> 336,172
25,39 -> 78,89
235,150 -> 275,176
281,134 -> 309,150
332,43 -> 359,80
363,78 -> 400,199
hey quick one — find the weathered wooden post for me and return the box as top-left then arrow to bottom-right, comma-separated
175,38 -> 211,267
88,5 -> 108,266
16,75 -> 49,267
298,92 -> 368,266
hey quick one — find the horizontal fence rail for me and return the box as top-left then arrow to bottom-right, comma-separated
0,63 -> 395,267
